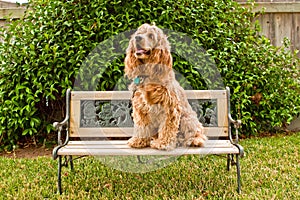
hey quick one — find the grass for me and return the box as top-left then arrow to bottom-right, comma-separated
0,133 -> 299,199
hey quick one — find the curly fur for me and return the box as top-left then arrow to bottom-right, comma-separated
125,23 -> 207,150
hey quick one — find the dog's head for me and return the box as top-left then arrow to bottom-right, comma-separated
125,24 -> 172,79
131,23 -> 170,59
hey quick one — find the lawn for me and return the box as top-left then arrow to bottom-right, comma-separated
0,133 -> 299,199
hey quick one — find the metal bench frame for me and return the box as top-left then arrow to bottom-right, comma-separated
53,87 -> 244,194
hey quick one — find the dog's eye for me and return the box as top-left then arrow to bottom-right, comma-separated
148,33 -> 154,40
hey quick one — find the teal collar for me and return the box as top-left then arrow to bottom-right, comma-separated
133,76 -> 148,85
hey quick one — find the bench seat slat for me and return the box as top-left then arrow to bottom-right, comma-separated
61,144 -> 233,149
57,146 -> 239,156
56,140 -> 239,156
66,140 -> 233,148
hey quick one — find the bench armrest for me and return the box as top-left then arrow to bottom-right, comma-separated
53,120 -> 69,146
52,89 -> 71,159
229,114 -> 242,144
226,87 -> 242,145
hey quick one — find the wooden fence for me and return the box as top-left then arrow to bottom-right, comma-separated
239,1 -> 300,56
0,1 -> 26,26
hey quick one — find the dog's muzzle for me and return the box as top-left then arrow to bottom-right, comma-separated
135,43 -> 151,56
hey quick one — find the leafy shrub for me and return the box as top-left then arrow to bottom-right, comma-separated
0,0 -> 299,149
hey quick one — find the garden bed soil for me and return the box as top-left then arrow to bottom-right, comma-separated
0,145 -> 52,159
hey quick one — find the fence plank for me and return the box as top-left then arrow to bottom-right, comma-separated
240,2 -> 300,13
0,8 -> 26,19
244,2 -> 300,55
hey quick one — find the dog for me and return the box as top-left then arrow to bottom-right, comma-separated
124,23 -> 207,150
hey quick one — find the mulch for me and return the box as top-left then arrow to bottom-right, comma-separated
0,145 -> 53,159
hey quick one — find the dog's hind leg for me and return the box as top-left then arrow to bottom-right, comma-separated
180,111 -> 207,147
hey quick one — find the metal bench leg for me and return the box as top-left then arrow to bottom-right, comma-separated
227,154 -> 231,171
236,154 -> 241,194
69,156 -> 74,171
227,154 -> 241,193
57,155 -> 62,194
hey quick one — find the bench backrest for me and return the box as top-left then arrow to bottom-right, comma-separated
67,90 -> 230,139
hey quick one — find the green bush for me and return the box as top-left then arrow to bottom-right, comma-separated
0,0 -> 299,149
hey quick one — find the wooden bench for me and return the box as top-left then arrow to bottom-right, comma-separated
52,87 -> 244,194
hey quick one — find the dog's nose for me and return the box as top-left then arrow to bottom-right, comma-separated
135,35 -> 142,42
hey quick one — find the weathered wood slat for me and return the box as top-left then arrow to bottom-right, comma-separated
240,2 -> 300,13
61,144 -> 233,150
71,91 -> 132,100
70,90 -> 227,100
69,127 -> 229,137
67,140 -> 231,145
65,140 -> 233,149
293,13 -> 300,55
217,98 -> 228,127
0,8 -> 26,19
57,146 -> 239,156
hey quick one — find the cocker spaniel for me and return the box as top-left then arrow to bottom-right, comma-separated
124,23 -> 207,150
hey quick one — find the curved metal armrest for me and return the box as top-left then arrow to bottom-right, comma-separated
53,119 -> 70,160
229,114 -> 242,144
53,120 -> 69,144
229,115 -> 242,129
52,89 -> 71,159
226,87 -> 242,145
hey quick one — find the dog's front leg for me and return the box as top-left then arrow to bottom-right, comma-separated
128,90 -> 153,148
128,123 -> 156,148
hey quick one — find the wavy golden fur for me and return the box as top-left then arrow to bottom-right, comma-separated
125,24 -> 206,150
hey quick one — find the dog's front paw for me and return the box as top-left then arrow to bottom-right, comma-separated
150,139 -> 176,151
190,134 -> 207,147
128,137 -> 150,148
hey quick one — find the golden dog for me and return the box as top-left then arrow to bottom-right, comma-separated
125,24 -> 207,150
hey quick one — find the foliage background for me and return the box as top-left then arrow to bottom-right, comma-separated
0,0 -> 299,149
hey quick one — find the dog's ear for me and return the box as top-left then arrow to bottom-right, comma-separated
160,48 -> 172,69
124,40 -> 142,79
150,48 -> 172,66
124,52 -> 137,79
147,47 -> 172,80
150,30 -> 172,69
